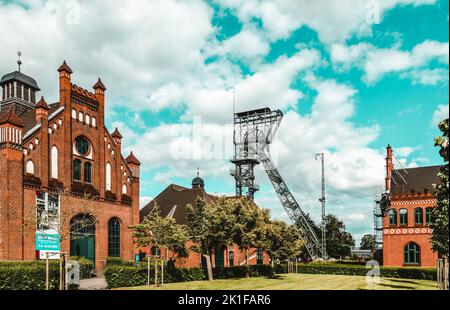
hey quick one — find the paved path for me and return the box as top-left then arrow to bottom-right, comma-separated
79,276 -> 108,290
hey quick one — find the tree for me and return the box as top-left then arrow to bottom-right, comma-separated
132,208 -> 189,286
431,118 -> 449,256
186,197 -> 236,281
231,198 -> 271,273
360,234 -> 376,251
324,214 -> 355,259
266,220 -> 304,265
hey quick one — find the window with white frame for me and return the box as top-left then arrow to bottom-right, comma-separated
51,146 -> 58,179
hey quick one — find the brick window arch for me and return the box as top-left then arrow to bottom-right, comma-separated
122,184 -> 127,195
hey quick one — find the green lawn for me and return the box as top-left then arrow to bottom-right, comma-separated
116,273 -> 438,290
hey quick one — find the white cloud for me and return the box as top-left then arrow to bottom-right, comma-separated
0,0 -> 214,107
432,104 -> 449,126
330,40 -> 449,84
214,0 -> 437,43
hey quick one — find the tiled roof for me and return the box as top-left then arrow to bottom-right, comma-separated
111,127 -> 123,139
20,102 -> 61,134
57,61 -> 73,74
93,78 -> 106,90
391,165 -> 443,195
35,96 -> 49,110
126,151 -> 141,165
0,107 -> 24,127
139,184 -> 218,224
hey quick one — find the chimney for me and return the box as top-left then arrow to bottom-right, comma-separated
385,144 -> 393,193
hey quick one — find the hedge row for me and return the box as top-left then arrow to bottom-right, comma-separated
275,263 -> 437,280
0,263 -> 60,290
104,265 -> 274,288
0,258 -> 94,290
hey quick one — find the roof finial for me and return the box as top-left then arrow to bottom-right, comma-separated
197,167 -> 200,178
17,49 -> 22,73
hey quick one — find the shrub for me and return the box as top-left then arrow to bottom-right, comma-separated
0,261 -> 60,290
274,262 -> 436,280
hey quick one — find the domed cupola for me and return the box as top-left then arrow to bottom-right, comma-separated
192,169 -> 205,189
0,51 -> 41,114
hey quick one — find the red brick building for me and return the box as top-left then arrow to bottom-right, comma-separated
0,61 -> 140,269
382,145 -> 441,267
139,175 -> 270,268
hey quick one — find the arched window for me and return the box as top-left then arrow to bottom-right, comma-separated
106,162 -> 111,191
399,209 -> 408,226
26,160 -> 35,174
78,112 -> 83,122
51,146 -> 58,179
122,184 -> 127,195
84,162 -> 92,183
425,207 -> 433,225
71,109 -> 76,119
108,218 -> 121,257
73,159 -> 82,181
85,114 -> 90,125
92,117 -> 96,127
389,209 -> 397,226
414,208 -> 423,225
404,242 -> 420,265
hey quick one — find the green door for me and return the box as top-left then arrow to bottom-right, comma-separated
70,215 -> 96,267
215,248 -> 225,268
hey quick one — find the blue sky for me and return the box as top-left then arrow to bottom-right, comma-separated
1,0 -> 448,243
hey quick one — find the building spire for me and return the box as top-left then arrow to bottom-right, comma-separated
197,167 -> 200,177
17,49 -> 22,73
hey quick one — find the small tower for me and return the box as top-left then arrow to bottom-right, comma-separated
0,108 -> 24,259
191,169 -> 205,189
93,78 -> 106,109
0,52 -> 41,114
57,60 -> 72,108
35,96 -> 49,123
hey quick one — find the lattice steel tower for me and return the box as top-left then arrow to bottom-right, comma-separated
230,107 -> 325,259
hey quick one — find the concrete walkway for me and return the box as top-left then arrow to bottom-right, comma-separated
79,276 -> 108,290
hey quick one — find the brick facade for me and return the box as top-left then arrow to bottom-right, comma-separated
0,62 -> 140,269
381,145 -> 440,267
